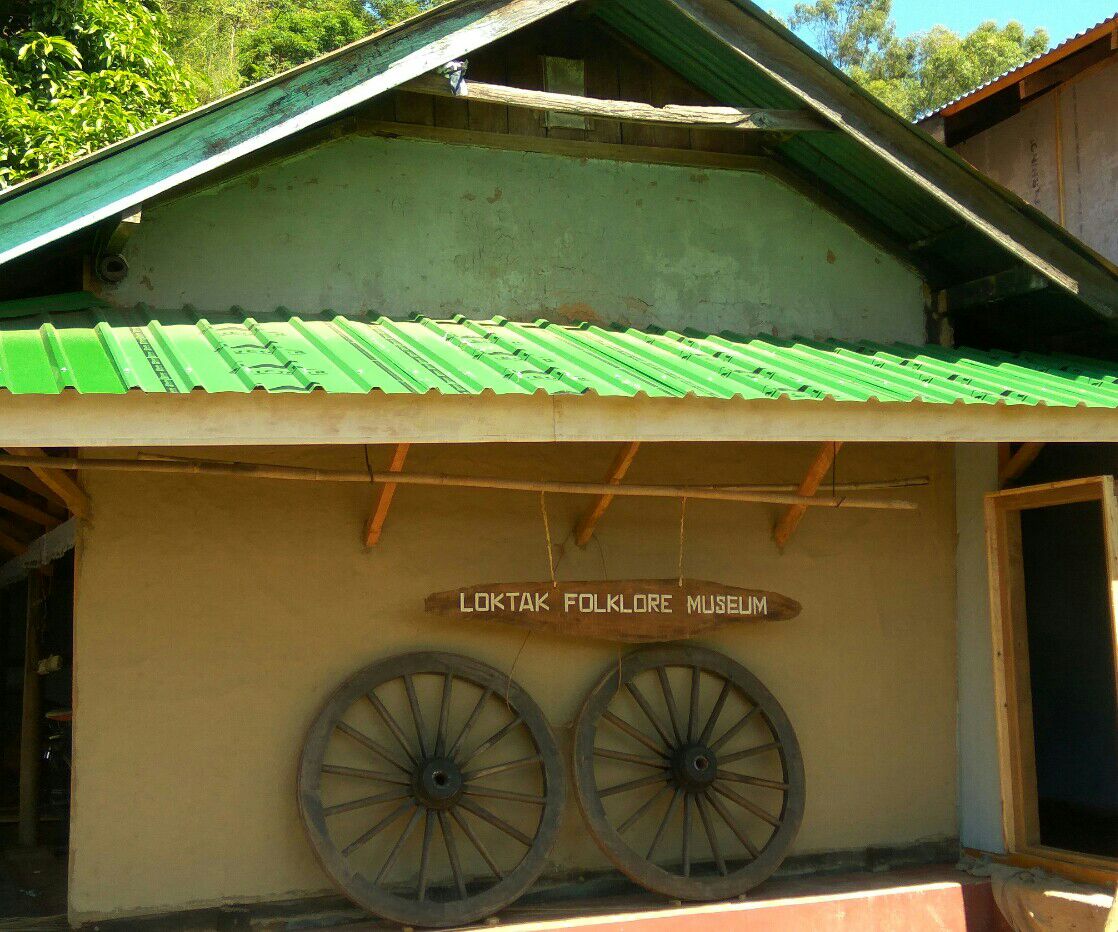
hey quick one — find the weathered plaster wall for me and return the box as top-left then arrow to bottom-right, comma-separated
106,134 -> 926,342
953,444 -> 1004,853
955,59 -> 1118,265
70,441 -> 957,922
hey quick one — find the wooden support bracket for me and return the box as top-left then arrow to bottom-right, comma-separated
363,443 -> 410,547
103,207 -> 142,257
998,442 -> 1045,486
4,449 -> 91,520
402,72 -> 832,132
937,266 -> 1049,314
773,441 -> 843,550
574,441 -> 641,547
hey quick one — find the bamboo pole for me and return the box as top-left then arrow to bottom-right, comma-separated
0,454 -> 918,511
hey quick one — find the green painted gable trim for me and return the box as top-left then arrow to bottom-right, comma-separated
0,305 -> 1113,407
0,0 -> 575,266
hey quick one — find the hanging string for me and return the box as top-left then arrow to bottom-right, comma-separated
507,491 -> 556,706
677,496 -> 688,587
540,491 -> 557,589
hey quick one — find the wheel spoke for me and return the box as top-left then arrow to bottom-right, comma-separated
617,783 -> 671,834
324,787 -> 411,817
447,686 -> 493,760
403,674 -> 430,759
719,741 -> 781,765
712,782 -> 782,828
699,681 -> 732,745
438,811 -> 468,899
694,794 -> 727,875
600,772 -> 670,798
626,680 -> 674,749
336,721 -> 409,773
466,786 -> 546,805
687,667 -> 700,743
375,806 -> 423,884
602,711 -> 667,758
341,800 -> 413,856
716,770 -> 789,791
459,797 -> 533,847
705,789 -> 759,858
656,668 -> 684,745
647,788 -> 681,861
435,673 -> 453,756
321,763 -> 410,785
710,705 -> 760,753
450,807 -> 504,879
417,811 -> 436,901
365,694 -> 418,766
463,716 -> 523,766
681,794 -> 692,877
594,747 -> 668,769
465,755 -> 540,782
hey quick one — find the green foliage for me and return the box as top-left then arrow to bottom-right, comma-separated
790,0 -> 1048,118
235,0 -> 373,84
164,0 -> 445,102
0,0 -> 195,187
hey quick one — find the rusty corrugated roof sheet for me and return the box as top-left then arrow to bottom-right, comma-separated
0,297 -> 1115,406
923,12 -> 1118,118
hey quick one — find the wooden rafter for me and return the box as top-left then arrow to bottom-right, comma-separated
998,442 -> 1045,486
0,491 -> 61,529
574,441 -> 641,547
3,449 -> 91,520
402,72 -> 832,133
363,443 -> 410,547
773,441 -> 844,550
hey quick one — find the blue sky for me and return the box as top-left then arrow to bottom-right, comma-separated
765,0 -> 1116,48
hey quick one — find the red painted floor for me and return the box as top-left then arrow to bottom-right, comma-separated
347,866 -> 1012,931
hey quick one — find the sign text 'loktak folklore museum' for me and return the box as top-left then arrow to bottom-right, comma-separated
0,1 -> 1115,928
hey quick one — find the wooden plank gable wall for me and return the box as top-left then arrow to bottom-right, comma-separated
361,10 -> 760,158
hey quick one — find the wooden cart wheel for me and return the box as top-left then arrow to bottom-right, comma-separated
299,652 -> 565,928
572,646 -> 804,901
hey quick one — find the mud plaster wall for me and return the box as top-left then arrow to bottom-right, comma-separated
955,58 -> 1118,265
105,134 -> 926,342
70,441 -> 957,922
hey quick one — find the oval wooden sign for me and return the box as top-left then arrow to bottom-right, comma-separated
424,579 -> 800,643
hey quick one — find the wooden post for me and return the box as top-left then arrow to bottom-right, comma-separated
773,441 -> 843,550
18,570 -> 43,847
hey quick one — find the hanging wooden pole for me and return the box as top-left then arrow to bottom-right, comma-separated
363,443 -> 410,547
574,441 -> 641,547
0,453 -> 916,511
774,441 -> 844,550
18,570 -> 43,847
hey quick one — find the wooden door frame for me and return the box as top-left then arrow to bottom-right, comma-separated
984,476 -> 1118,880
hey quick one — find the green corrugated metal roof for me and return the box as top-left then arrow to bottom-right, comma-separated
0,298 -> 1115,406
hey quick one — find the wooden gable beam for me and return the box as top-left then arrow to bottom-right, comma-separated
773,441 -> 842,550
574,441 -> 641,547
4,449 -> 91,520
363,443 -> 410,547
403,72 -> 833,132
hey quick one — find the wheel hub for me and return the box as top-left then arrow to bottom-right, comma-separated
413,757 -> 464,809
672,744 -> 718,791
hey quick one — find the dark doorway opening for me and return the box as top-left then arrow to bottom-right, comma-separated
1019,500 -> 1118,858
0,554 -> 73,924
